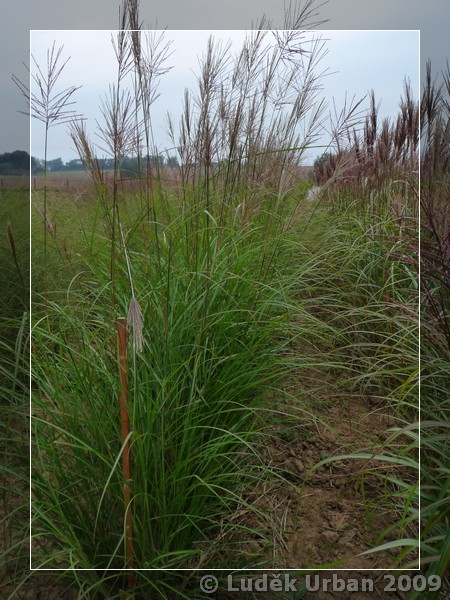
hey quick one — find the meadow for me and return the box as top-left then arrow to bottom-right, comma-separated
1,10 -> 449,600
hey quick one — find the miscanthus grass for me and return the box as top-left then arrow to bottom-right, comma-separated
302,61 -> 448,591
28,204 -> 297,581
23,12 -> 333,590
4,2 -> 448,598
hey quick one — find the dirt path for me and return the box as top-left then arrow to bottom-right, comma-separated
268,389 -> 399,570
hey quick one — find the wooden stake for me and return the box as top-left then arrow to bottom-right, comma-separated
117,317 -> 135,593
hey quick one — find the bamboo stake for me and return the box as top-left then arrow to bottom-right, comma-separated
117,317 -> 135,593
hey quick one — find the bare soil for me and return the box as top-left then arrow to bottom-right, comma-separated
268,392 -> 401,570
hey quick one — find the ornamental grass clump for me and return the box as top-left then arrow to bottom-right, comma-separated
28,4 -> 331,587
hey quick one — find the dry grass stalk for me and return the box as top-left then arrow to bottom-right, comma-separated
6,222 -> 25,290
13,42 -> 82,305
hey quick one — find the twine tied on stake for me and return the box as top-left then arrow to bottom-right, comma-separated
120,223 -> 144,353
127,296 -> 144,353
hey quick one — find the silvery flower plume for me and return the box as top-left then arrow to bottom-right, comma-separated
127,296 -> 144,353
120,223 -> 144,353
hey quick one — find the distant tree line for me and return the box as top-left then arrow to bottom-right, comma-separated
0,150 -> 33,175
0,151 -> 182,176
31,154 -> 180,175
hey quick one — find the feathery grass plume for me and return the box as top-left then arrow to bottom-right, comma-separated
12,42 -> 82,128
94,27 -> 135,311
12,42 -> 82,303
283,0 -> 330,30
128,28 -> 174,251
69,119 -> 108,199
172,26 -> 329,236
314,82 -> 419,216
6,221 -> 25,292
120,224 -> 144,353
127,296 -> 144,353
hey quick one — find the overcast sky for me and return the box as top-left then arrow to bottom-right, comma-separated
1,0 -> 448,157
29,29 -> 419,164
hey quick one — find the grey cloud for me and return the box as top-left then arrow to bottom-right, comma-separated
1,0 -> 447,154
